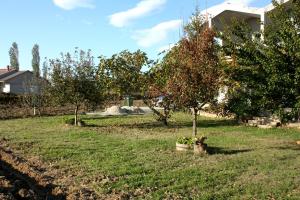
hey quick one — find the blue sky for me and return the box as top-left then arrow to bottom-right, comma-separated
0,0 -> 270,70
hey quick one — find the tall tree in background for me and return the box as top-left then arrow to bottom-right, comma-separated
32,44 -> 40,77
167,11 -> 221,138
9,42 -> 19,71
42,57 -> 48,79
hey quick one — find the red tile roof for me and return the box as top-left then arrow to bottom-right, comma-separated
0,69 -> 9,75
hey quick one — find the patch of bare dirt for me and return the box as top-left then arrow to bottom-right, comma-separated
0,139 -> 98,200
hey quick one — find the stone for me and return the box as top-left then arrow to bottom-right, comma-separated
194,144 -> 207,154
287,123 -> 300,128
18,188 -> 31,198
194,137 -> 208,154
283,108 -> 293,113
270,121 -> 281,127
258,125 -> 273,129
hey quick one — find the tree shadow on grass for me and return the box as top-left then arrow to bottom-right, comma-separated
82,115 -> 132,121
207,147 -> 253,155
270,144 -> 300,151
83,117 -> 238,130
177,119 -> 238,128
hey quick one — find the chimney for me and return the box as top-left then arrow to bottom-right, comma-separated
7,65 -> 10,71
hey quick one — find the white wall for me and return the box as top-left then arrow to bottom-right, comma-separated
3,84 -> 10,93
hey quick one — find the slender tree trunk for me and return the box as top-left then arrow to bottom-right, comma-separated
162,107 -> 170,126
162,117 -> 168,126
75,105 -> 79,126
192,107 -> 198,138
143,99 -> 168,126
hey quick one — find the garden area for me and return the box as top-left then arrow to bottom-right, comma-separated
0,113 -> 299,199
1,1 -> 300,199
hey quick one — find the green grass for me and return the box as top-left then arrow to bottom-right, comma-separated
0,113 -> 300,199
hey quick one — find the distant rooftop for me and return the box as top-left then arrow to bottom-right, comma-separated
201,1 -> 261,19
0,71 -> 30,82
0,69 -> 10,75
201,0 -> 292,19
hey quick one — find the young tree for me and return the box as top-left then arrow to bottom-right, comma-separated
98,50 -> 148,101
50,49 -> 104,125
23,79 -> 44,116
99,50 -> 174,125
142,49 -> 176,126
167,11 -> 221,138
32,44 -> 40,77
9,42 -> 19,71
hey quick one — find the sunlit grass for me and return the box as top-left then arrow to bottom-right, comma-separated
0,113 -> 299,199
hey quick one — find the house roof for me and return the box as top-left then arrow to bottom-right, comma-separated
0,69 -> 10,75
202,0 -> 292,20
201,1 -> 262,20
0,71 -> 31,82
0,69 -> 18,79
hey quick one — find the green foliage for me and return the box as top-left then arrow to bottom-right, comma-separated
275,108 -> 300,124
42,57 -> 49,80
222,1 -> 300,118
176,137 -> 194,145
64,118 -> 75,125
98,50 -> 149,99
32,44 -> 40,77
142,52 -> 175,125
64,118 -> 86,126
9,42 -> 19,71
49,48 -> 104,125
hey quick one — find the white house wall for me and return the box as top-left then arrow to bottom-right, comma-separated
3,84 -> 10,93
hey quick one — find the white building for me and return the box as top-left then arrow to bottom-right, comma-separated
201,0 -> 292,103
202,0 -> 292,35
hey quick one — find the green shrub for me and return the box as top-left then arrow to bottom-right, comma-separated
64,118 -> 86,126
176,137 -> 194,145
275,108 -> 300,124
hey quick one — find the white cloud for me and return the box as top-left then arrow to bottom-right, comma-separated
133,19 -> 182,48
109,0 -> 167,28
226,0 -> 256,6
53,0 -> 95,10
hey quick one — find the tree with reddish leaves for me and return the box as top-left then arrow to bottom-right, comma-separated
167,11 -> 221,138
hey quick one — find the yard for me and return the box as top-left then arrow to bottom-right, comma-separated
0,113 -> 299,199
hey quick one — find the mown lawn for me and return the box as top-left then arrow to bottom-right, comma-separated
0,112 -> 299,199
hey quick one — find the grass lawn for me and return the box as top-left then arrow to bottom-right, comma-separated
0,112 -> 299,199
